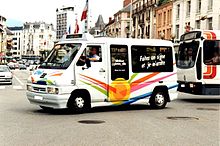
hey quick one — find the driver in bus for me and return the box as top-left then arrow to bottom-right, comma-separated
87,47 -> 100,62
205,52 -> 220,65
186,48 -> 194,66
77,47 -> 100,65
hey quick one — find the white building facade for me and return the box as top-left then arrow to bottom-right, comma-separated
56,7 -> 76,40
0,15 -> 7,56
132,0 -> 159,39
172,0 -> 220,40
8,27 -> 23,59
23,22 -> 55,57
105,4 -> 132,38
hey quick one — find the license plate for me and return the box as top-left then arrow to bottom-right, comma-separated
181,84 -> 185,87
34,96 -> 43,100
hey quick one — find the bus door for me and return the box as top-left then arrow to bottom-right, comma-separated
108,45 -> 130,102
75,44 -> 108,101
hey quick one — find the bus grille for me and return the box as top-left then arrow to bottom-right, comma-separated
33,87 -> 46,92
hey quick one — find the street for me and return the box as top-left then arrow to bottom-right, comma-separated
0,70 -> 219,146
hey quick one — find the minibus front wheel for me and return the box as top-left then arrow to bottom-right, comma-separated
149,88 -> 168,109
67,90 -> 91,113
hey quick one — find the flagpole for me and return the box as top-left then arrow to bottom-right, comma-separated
129,0 -> 133,38
86,0 -> 89,33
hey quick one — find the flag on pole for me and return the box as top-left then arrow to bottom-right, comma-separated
81,0 -> 88,21
74,19 -> 79,34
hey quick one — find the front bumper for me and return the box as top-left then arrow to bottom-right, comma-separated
26,91 -> 71,109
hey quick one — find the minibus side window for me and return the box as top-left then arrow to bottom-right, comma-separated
110,45 -> 129,80
77,45 -> 102,66
131,45 -> 173,72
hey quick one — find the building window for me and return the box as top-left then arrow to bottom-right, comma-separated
177,4 -> 180,19
158,13 -> 162,27
196,20 -> 200,29
186,1 -> 191,17
176,25 -> 180,39
163,11 -> 166,26
207,18 -> 213,30
39,35 -> 44,39
208,0 -> 213,10
170,9 -> 172,24
197,0 -> 201,13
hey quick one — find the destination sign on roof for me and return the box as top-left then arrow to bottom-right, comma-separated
180,31 -> 202,41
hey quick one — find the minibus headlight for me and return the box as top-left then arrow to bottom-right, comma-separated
47,87 -> 59,94
27,85 -> 33,91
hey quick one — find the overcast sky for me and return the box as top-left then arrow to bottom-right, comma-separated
0,0 -> 123,27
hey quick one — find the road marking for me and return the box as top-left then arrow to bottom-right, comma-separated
13,86 -> 23,90
13,75 -> 24,86
0,86 -> 6,89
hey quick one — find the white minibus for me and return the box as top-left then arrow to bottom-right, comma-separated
26,34 -> 177,112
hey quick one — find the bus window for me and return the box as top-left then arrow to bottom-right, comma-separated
203,40 -> 220,65
86,46 -> 102,62
77,45 -> 102,66
131,45 -> 173,72
110,45 -> 129,80
177,41 -> 199,69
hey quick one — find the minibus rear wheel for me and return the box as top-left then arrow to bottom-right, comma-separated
149,90 -> 168,109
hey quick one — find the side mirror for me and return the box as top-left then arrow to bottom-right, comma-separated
85,58 -> 91,68
76,60 -> 86,66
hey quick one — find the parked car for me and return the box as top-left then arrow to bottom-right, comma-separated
0,65 -> 13,84
19,64 -> 27,70
25,62 -> 30,67
7,62 -> 15,70
8,64 -> 15,70
14,63 -> 19,69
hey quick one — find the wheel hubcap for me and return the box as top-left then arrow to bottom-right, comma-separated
155,93 -> 165,106
75,97 -> 84,108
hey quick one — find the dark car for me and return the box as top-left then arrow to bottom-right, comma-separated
8,64 -> 15,70
19,64 -> 27,70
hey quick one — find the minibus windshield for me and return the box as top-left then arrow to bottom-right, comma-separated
177,41 -> 199,69
39,43 -> 81,69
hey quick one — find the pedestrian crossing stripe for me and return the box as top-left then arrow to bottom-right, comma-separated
12,86 -> 23,90
0,86 -> 23,90
0,86 -> 6,89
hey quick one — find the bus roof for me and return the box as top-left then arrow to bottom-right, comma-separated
180,30 -> 220,41
58,34 -> 173,47
202,30 -> 220,40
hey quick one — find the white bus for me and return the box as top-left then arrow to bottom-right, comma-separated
177,30 -> 220,95
26,34 -> 178,112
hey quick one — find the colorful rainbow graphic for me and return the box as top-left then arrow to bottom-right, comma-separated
31,70 -> 63,85
80,73 -> 178,105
